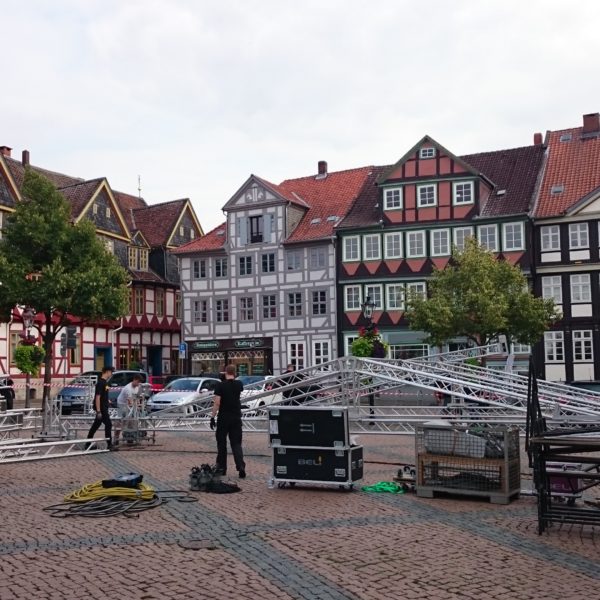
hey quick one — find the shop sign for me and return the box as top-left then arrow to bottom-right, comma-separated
192,340 -> 220,351
234,339 -> 264,349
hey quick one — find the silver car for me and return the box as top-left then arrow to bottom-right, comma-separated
146,377 -> 220,413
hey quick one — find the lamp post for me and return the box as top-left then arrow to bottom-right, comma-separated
22,306 -> 36,408
361,295 -> 376,334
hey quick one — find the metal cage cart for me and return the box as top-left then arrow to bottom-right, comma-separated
268,406 -> 363,491
116,395 -> 155,446
415,423 -> 521,504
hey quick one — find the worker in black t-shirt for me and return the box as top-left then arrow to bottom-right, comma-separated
210,364 -> 246,478
86,366 -> 114,449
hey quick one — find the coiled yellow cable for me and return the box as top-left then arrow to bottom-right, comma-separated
64,481 -> 155,503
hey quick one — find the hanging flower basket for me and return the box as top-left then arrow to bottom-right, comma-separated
351,326 -> 389,358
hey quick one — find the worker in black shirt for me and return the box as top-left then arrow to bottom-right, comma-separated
210,364 -> 246,478
86,365 -> 114,449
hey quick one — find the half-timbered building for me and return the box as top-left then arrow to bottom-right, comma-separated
336,136 -> 546,369
175,163 -> 372,375
532,112 -> 600,384
0,146 -> 203,391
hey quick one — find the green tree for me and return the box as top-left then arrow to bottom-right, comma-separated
405,238 -> 559,350
0,169 -> 130,411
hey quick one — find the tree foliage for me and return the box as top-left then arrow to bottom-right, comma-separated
405,238 -> 559,349
0,169 -> 130,405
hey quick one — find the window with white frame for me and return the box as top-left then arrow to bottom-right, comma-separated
288,342 -> 305,370
573,330 -> 593,362
542,276 -> 562,303
92,203 -> 98,215
386,284 -> 405,310
193,259 -> 206,279
431,229 -> 450,256
406,281 -> 427,300
193,300 -> 208,324
102,237 -> 114,254
9,332 -> 20,365
286,250 -> 302,271
239,255 -> 253,276
384,232 -> 403,259
478,224 -> 498,251
240,297 -> 254,321
407,230 -> 426,257
570,274 -> 591,303
419,147 -> 435,159
288,292 -> 303,317
156,289 -> 165,317
312,341 -> 331,366
106,206 -> 111,219
417,184 -> 437,207
363,234 -> 381,260
343,236 -> 360,261
503,222 -> 525,251
312,290 -> 327,315
139,249 -> 149,271
216,299 -> 229,322
345,285 -> 361,311
179,225 -> 184,237
453,181 -> 474,205
541,225 -> 561,251
262,294 -> 277,319
511,342 -> 531,354
215,258 -> 227,278
344,336 -> 358,357
569,223 -> 589,249
365,284 -> 383,309
544,331 -> 564,362
261,253 -> 275,273
309,247 -> 327,269
128,247 -> 137,269
453,227 -> 473,252
384,187 -> 403,210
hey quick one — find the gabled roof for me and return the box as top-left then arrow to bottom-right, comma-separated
223,174 -> 309,211
463,144 -> 546,217
58,178 -> 105,217
533,124 -> 600,218
113,190 -> 147,231
2,156 -> 82,190
132,198 -> 203,247
173,222 -> 227,254
337,166 -> 390,229
279,166 -> 374,243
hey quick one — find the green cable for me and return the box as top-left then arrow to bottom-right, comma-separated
361,481 -> 405,494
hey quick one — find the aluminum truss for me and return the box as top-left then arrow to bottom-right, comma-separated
0,437 -> 108,463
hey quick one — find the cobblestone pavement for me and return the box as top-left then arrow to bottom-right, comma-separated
1,432 -> 600,600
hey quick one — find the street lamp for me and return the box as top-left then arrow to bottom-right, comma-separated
21,306 -> 37,408
361,295 -> 376,333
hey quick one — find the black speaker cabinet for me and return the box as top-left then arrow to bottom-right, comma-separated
269,406 -> 349,448
273,446 -> 363,484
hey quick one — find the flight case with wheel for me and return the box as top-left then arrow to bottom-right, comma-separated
268,406 -> 363,490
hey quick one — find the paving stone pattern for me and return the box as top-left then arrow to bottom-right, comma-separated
1,432 -> 600,600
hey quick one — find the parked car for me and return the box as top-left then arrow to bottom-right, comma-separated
57,370 -> 150,415
240,376 -> 283,410
147,375 -> 166,394
146,377 -> 220,413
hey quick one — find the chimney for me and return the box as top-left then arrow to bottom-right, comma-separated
22,150 -> 30,166
583,113 -> 600,134
318,160 -> 328,176
533,132 -> 543,145
0,145 -> 12,157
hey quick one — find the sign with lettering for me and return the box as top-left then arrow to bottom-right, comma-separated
192,341 -> 220,351
234,339 -> 264,349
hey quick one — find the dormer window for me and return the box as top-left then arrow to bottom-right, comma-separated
419,147 -> 435,159
384,187 -> 403,210
128,247 -> 137,269
139,249 -> 149,271
453,181 -> 474,205
551,184 -> 565,195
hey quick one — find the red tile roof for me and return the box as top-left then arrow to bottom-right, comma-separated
3,156 -> 83,191
132,199 -> 188,246
113,190 -> 147,231
337,166 -> 390,228
279,166 -> 374,243
534,126 -> 600,218
173,222 -> 227,254
58,179 -> 104,217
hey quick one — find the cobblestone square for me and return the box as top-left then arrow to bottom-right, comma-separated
1,432 -> 599,600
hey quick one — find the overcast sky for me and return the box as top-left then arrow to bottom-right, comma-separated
2,0 -> 599,231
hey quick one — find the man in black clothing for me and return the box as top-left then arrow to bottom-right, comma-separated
87,366 -> 114,449
0,378 -> 15,410
210,364 -> 246,478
